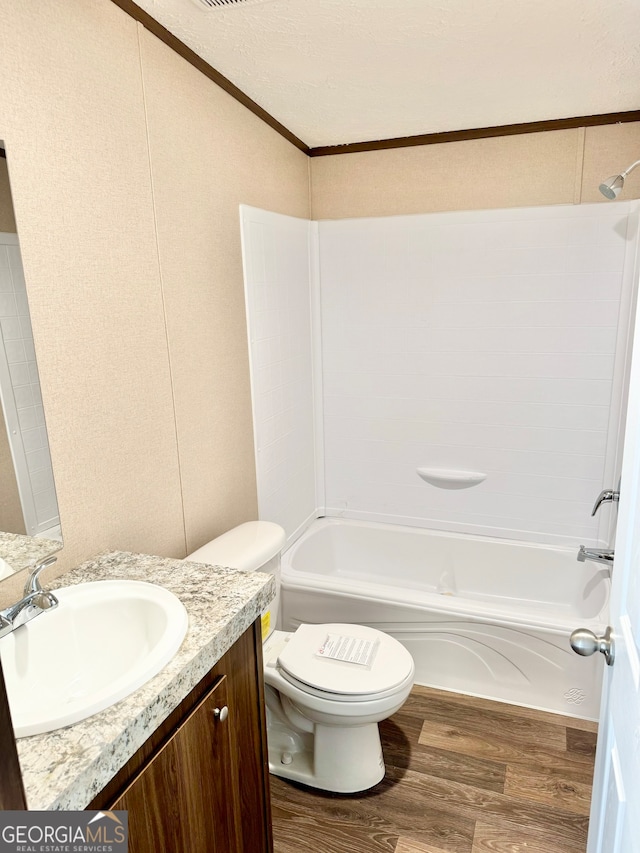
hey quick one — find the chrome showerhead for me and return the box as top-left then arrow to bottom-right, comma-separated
599,174 -> 625,200
599,160 -> 640,200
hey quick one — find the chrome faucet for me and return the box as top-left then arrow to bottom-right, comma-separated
0,555 -> 59,640
591,489 -> 620,516
577,545 -> 615,567
577,488 -> 619,568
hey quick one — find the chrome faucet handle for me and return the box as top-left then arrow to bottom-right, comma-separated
0,587 -> 58,632
23,555 -> 58,597
591,489 -> 620,516
0,555 -> 59,637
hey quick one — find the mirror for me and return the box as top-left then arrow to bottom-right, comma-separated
0,145 -> 62,578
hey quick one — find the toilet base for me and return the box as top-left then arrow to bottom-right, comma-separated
266,709 -> 386,793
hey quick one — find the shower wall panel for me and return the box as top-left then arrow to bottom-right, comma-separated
240,206 -> 319,544
319,203 -> 639,547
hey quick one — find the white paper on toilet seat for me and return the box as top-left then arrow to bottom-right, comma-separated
315,633 -> 379,667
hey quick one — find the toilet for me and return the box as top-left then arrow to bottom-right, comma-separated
186,521 -> 415,793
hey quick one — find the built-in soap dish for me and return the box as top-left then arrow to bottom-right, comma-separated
417,468 -> 487,490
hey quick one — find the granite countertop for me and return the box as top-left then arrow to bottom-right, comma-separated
0,531 -> 63,578
14,550 -> 275,811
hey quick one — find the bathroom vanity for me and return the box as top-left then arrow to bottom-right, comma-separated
92,620 -> 270,853
11,551 -> 276,853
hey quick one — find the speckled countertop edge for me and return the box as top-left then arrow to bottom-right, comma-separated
14,550 -> 275,811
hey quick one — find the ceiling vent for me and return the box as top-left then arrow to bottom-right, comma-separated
190,0 -> 273,8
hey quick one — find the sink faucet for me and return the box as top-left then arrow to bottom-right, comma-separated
0,555 -> 59,640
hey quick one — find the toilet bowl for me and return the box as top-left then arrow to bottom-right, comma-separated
185,521 -> 415,793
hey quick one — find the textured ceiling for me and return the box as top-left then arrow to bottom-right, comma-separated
135,0 -> 640,148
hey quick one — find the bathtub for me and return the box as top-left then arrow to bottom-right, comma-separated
279,518 -> 610,720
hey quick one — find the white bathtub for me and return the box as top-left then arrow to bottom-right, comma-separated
280,517 -> 609,720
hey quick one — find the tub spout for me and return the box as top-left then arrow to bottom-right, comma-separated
577,545 -> 614,567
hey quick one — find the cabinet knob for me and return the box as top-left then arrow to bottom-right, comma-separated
213,705 -> 229,722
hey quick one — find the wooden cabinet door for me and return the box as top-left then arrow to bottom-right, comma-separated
113,675 -> 242,853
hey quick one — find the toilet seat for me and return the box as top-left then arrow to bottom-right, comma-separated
276,623 -> 414,701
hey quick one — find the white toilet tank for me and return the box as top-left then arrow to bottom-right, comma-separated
185,521 -> 286,641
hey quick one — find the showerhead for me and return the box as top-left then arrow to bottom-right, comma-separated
599,175 -> 625,200
599,159 -> 640,200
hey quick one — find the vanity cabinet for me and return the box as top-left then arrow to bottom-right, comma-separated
89,620 -> 272,853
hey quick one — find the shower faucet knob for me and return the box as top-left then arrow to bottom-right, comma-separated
591,489 -> 620,516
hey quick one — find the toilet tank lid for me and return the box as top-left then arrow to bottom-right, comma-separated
185,521 -> 285,571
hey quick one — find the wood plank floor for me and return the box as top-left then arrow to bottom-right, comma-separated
270,685 -> 597,853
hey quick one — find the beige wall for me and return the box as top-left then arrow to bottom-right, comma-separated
0,0 -> 309,585
139,30 -> 310,553
311,123 -> 640,219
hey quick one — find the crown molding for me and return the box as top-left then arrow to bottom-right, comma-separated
308,111 -> 640,157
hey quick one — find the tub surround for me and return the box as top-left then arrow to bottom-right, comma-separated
11,550 -> 275,811
242,202 -> 639,549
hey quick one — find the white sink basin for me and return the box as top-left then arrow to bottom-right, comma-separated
0,580 -> 188,738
